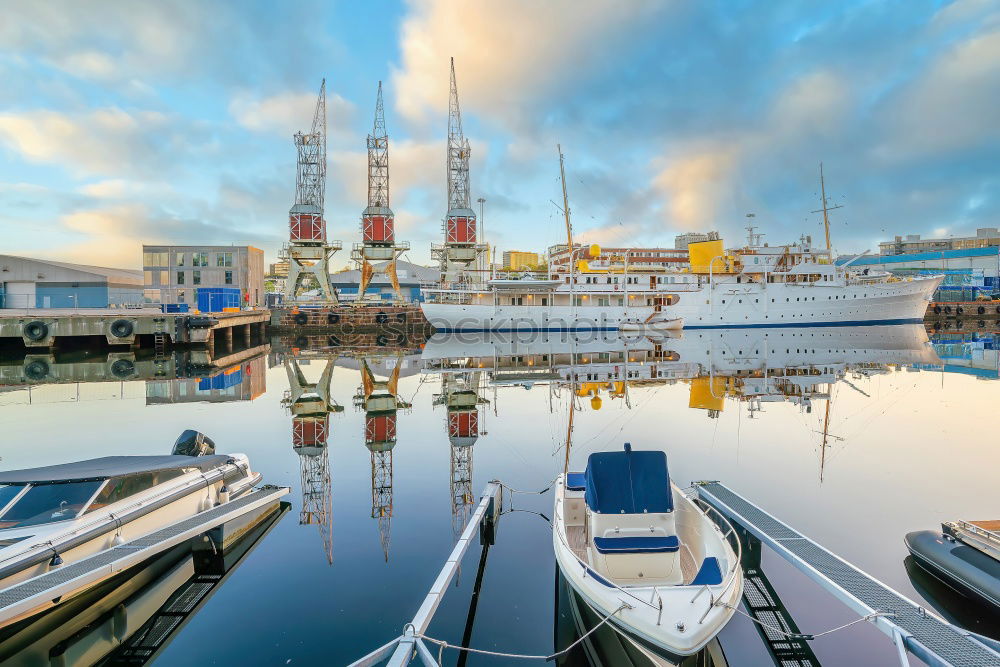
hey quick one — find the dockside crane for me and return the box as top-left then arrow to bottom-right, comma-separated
431,59 -> 487,285
351,82 -> 410,303
283,79 -> 342,304
282,355 -> 343,564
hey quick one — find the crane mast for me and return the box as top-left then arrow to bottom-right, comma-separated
352,81 -> 409,303
283,79 -> 342,303
432,58 -> 486,284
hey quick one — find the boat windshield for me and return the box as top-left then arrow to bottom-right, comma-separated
0,481 -> 103,529
0,485 -> 23,512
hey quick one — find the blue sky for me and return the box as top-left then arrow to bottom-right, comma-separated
1,0 -> 997,269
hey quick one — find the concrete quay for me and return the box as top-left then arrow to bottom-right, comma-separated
0,308 -> 269,348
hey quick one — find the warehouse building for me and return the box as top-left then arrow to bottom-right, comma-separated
837,247 -> 1000,300
330,260 -> 437,302
0,255 -> 143,309
879,228 -> 1000,256
142,245 -> 265,308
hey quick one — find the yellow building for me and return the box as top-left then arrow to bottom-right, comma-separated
502,251 -> 540,271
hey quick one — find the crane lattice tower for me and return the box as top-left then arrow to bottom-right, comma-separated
431,59 -> 486,284
283,79 -> 343,304
433,372 -> 487,539
351,81 -> 410,304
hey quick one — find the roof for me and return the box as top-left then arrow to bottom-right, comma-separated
0,455 -> 233,484
0,255 -> 143,283
584,443 -> 673,514
837,246 -> 1000,266
329,260 -> 438,286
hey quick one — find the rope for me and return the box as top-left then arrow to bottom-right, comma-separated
500,478 -> 556,495
418,602 -> 629,660
722,602 -> 892,639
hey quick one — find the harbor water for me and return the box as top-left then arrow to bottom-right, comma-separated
0,323 -> 997,665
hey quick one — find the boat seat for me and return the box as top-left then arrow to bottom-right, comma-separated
594,535 -> 679,554
690,557 -> 723,586
566,472 -> 586,491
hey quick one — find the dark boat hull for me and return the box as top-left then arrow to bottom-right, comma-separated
904,530 -> 1000,610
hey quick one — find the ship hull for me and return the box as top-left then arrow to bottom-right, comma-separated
421,276 -> 942,332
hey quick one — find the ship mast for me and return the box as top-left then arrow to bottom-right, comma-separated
814,162 -> 842,254
558,145 -> 573,248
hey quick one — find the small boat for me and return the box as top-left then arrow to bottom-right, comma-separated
619,317 -> 684,333
0,430 -> 262,598
905,520 -> 1000,610
553,443 -> 743,662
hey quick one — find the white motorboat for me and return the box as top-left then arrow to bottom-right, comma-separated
553,443 -> 743,662
0,431 -> 261,602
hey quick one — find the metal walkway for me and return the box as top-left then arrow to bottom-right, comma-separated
696,482 -> 1000,667
0,485 -> 288,626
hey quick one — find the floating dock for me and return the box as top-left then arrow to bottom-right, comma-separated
0,486 -> 288,629
0,308 -> 269,349
695,482 -> 1000,667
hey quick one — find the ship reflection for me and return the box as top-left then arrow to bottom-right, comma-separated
0,501 -> 288,665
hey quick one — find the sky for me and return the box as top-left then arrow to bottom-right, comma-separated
0,0 -> 998,270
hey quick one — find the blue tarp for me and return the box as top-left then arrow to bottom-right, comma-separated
584,443 -> 672,514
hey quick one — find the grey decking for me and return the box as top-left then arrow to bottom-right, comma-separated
696,482 -> 1000,667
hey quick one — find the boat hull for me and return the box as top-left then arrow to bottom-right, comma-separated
421,275 -> 942,331
905,530 -> 1000,609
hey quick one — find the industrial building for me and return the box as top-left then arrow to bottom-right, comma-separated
142,245 -> 265,308
0,255 -> 143,309
879,228 -> 1000,256
548,244 -> 688,272
674,231 -> 719,250
330,260 -> 436,302
502,251 -> 540,271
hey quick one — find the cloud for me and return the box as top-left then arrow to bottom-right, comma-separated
0,107 -> 200,177
874,26 -> 1000,160
391,0 -> 669,127
231,89 -> 355,140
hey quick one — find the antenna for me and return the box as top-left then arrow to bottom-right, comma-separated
811,162 -> 843,253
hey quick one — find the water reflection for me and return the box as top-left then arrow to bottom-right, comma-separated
0,500 -> 288,665
2,324 -> 997,664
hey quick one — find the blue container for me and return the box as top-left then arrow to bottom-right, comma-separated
198,368 -> 243,391
196,288 -> 241,312
161,303 -> 190,313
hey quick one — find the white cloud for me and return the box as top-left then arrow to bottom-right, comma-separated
231,89 -> 355,140
391,0 -> 668,127
0,107 -> 187,177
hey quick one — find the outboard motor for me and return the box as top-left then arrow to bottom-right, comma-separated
173,429 -> 216,457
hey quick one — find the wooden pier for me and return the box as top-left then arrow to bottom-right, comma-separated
0,308 -> 269,349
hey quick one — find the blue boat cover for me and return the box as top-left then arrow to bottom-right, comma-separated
593,535 -> 679,554
566,472 -> 587,491
690,557 -> 723,586
584,443 -> 672,514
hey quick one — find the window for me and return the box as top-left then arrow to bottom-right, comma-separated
217,252 -> 233,267
193,252 -> 208,267
225,270 -> 233,285
193,270 -> 201,285
85,470 -> 185,513
159,271 -> 167,285
142,251 -> 167,267
176,253 -> 185,267
0,481 -> 103,528
177,271 -> 185,285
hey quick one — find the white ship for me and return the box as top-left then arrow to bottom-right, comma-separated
421,233 -> 942,332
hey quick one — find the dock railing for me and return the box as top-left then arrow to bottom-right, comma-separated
347,481 -> 502,667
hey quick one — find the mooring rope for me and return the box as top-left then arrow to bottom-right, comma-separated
721,602 -> 892,639
418,602 -> 629,660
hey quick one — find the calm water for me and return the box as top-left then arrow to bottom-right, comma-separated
0,324 -> 997,665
